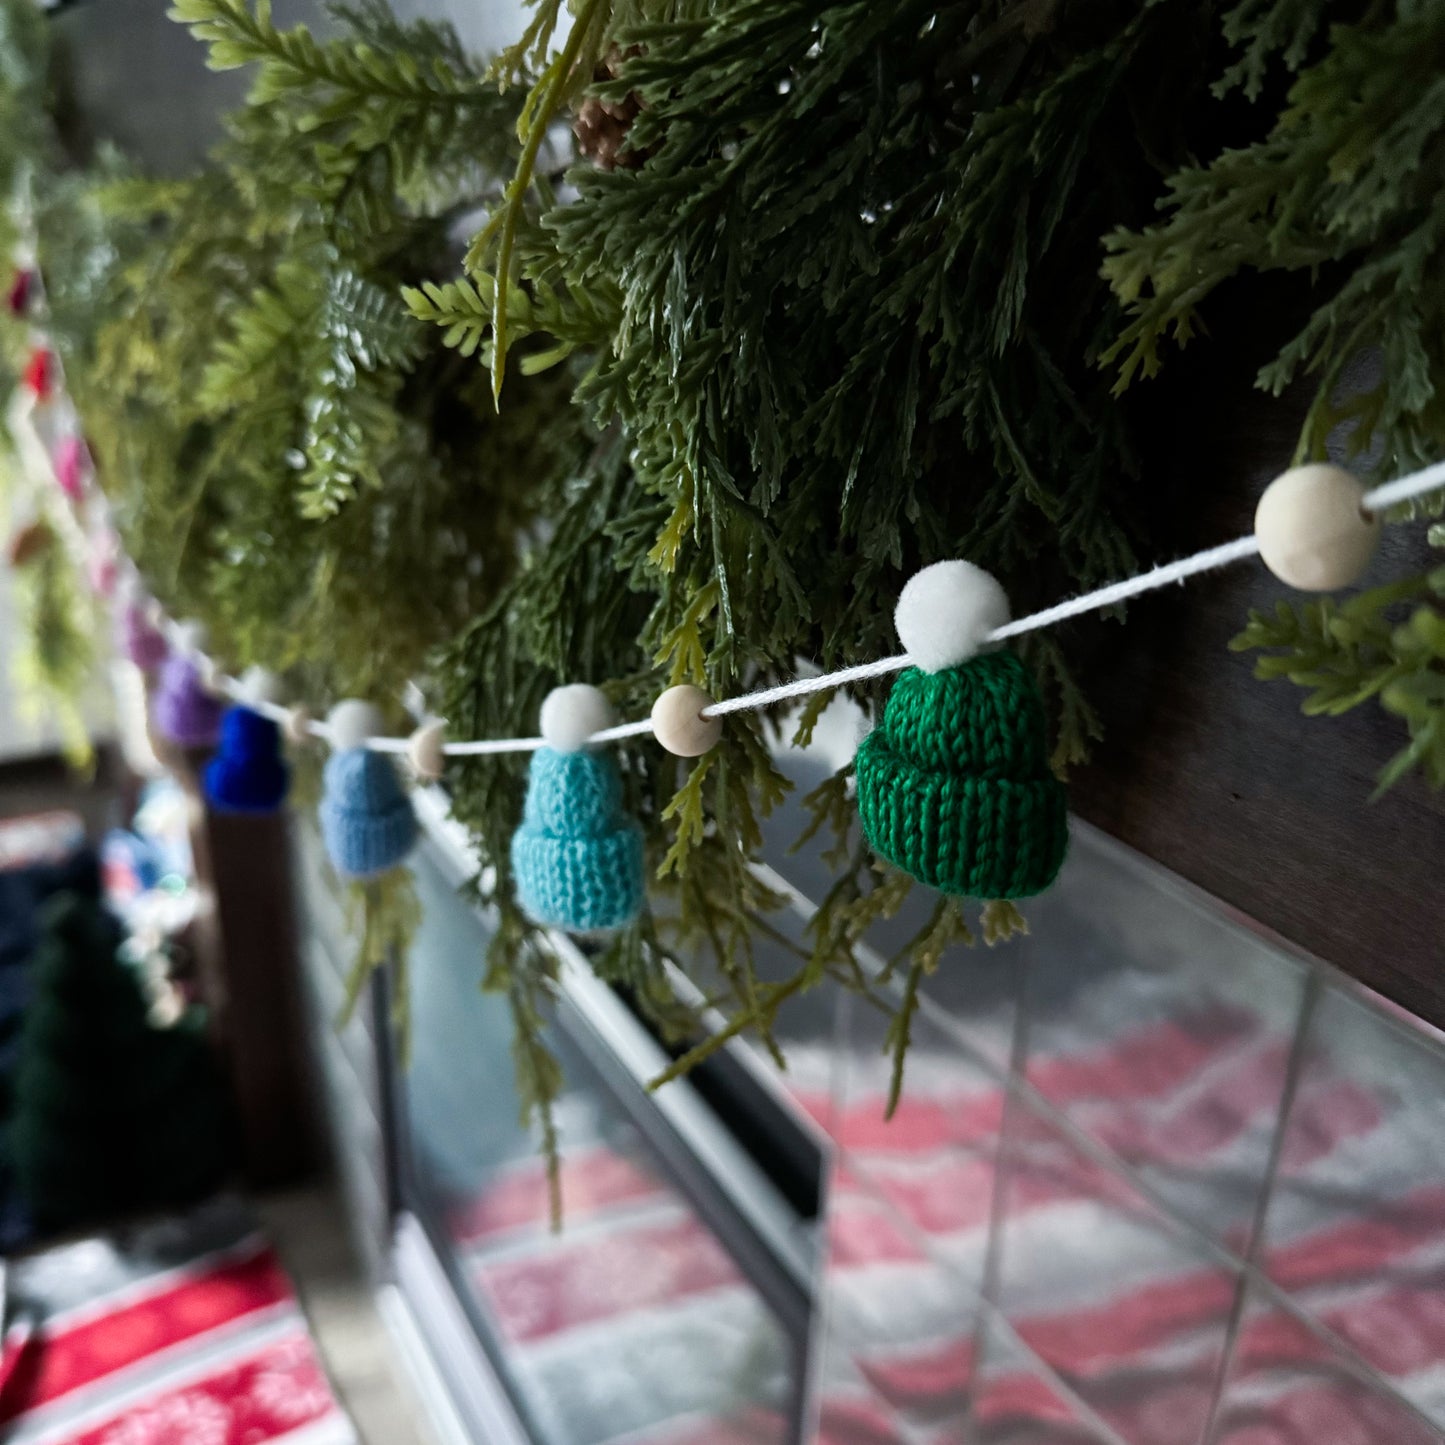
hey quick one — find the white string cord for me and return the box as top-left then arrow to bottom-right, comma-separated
1361,458 -> 1445,512
24,253 -> 1444,763
150,458 -> 1445,759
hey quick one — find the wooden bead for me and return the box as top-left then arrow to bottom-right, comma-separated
407,719 -> 447,781
283,704 -> 313,747
651,684 -> 722,757
1255,464 -> 1379,591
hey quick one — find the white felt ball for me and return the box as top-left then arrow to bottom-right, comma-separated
408,719 -> 447,781
540,684 -> 615,752
240,666 -> 285,707
895,560 -> 1010,673
283,704 -> 313,747
327,699 -> 385,751
173,620 -> 208,656
651,685 -> 723,757
1255,463 -> 1380,591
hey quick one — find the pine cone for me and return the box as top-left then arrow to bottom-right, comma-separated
573,48 -> 647,172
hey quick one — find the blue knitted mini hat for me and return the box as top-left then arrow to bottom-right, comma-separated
319,748 -> 418,880
204,705 -> 289,814
511,747 -> 644,932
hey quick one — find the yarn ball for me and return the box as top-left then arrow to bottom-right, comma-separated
539,684 -> 614,752
203,706 -> 289,814
856,651 -> 1068,899
319,748 -> 418,880
53,436 -> 86,504
895,560 -> 1010,673
152,654 -> 224,749
118,602 -> 169,673
511,747 -> 644,932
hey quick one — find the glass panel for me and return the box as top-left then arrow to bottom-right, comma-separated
1019,823 -> 1308,1249
832,990 -> 1006,1289
1258,981 -> 1445,1427
993,1103 -> 1237,1445
1212,1280 -> 1438,1445
400,839 -> 795,1445
968,1320 -> 1116,1445
812,1164 -> 976,1443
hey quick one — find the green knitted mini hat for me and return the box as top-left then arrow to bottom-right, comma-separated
856,651 -> 1068,899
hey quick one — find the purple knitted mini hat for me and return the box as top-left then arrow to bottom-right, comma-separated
152,654 -> 223,748
119,602 -> 169,674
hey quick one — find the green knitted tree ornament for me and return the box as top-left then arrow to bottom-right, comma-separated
856,650 -> 1069,899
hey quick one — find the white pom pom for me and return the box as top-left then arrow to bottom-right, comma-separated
173,620 -> 208,656
239,666 -> 285,707
283,704 -> 313,747
408,719 -> 447,781
540,684 -> 615,752
894,561 -> 1010,673
327,699 -> 385,751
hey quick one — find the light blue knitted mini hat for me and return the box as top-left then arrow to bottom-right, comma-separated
320,747 -> 418,880
511,747 -> 644,932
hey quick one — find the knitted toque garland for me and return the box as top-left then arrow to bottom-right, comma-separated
319,701 -> 418,879
857,652 -> 1068,898
152,653 -> 223,749
512,747 -> 645,931
855,561 -> 1068,900
511,685 -> 644,932
204,706 -> 289,814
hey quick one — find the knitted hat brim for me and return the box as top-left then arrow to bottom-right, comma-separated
856,732 -> 1068,899
320,801 -> 419,880
511,825 -> 644,933
154,709 -> 222,749
204,758 -> 289,813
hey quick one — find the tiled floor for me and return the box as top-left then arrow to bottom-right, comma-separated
259,1187 -> 439,1445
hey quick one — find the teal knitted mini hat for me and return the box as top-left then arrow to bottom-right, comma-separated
856,651 -> 1068,899
512,746 -> 644,932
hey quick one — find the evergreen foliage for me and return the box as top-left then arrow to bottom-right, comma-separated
9,893 -> 231,1234
41,0 -> 586,703
1105,0 -> 1445,790
7,536 -> 97,770
3,0 -> 1443,1177
435,0 -> 1224,778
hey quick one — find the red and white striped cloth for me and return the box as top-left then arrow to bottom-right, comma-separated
0,1200 -> 355,1445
